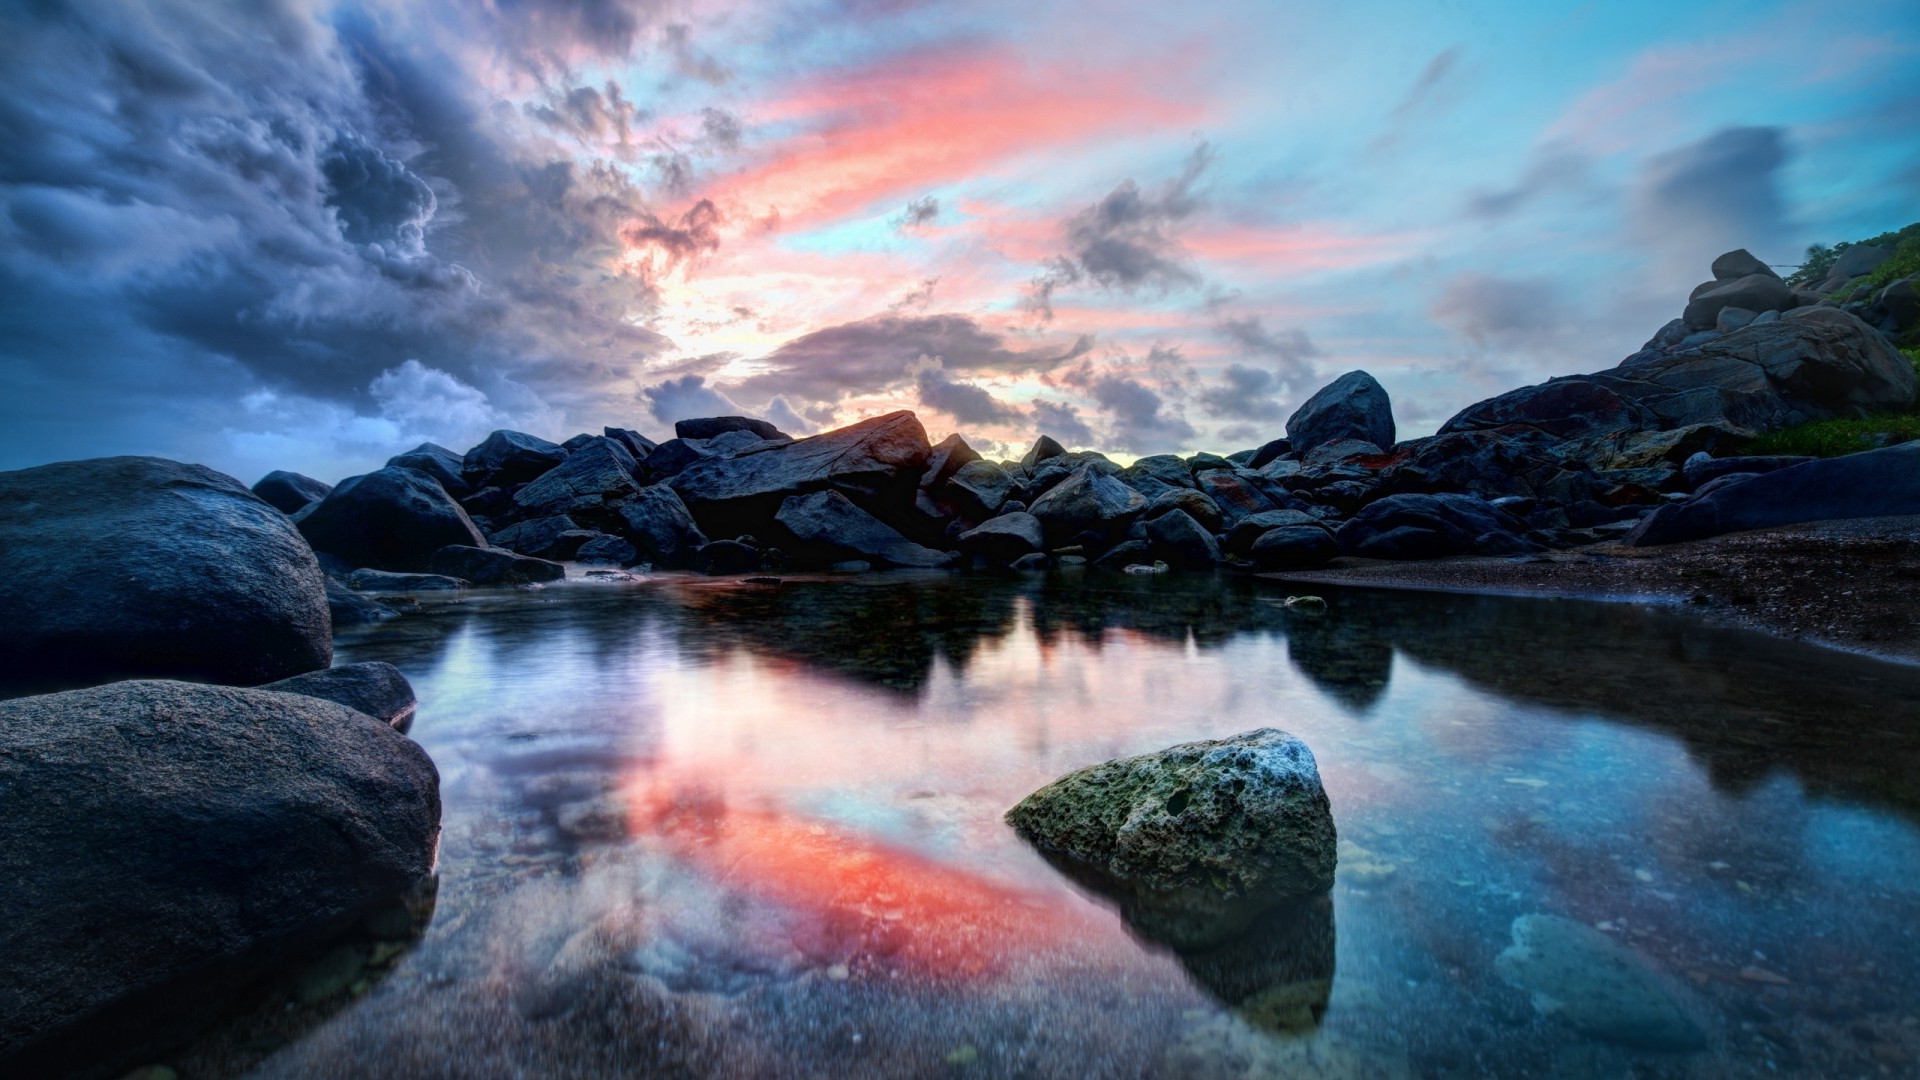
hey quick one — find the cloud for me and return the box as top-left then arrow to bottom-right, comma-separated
621,199 -> 723,268
911,360 -> 1024,426
641,374 -> 739,426
1025,144 -> 1213,318
1198,364 -> 1288,422
1028,399 -> 1096,449
369,360 -> 504,442
1630,126 -> 1793,275
1082,372 -> 1194,453
1370,46 -> 1463,154
699,107 -> 743,150
1430,272 -> 1562,349
1216,316 -> 1320,380
1464,146 -> 1594,219
889,277 -> 939,311
892,196 -> 940,231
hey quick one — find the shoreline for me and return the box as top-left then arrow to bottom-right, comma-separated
1262,515 -> 1920,667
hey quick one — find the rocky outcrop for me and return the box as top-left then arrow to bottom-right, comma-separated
1005,728 -> 1337,900
251,470 -> 333,514
510,436 -> 640,527
674,415 -> 789,441
262,661 -> 418,729
385,443 -> 468,496
1146,508 -> 1221,568
957,512 -> 1045,565
1628,442 -> 1920,546
0,457 -> 331,691
295,466 -> 488,572
0,680 -> 439,1070
461,429 -> 569,489
1335,493 -> 1533,559
669,410 -> 931,539
1285,370 -> 1395,454
1027,464 -> 1148,545
615,485 -> 708,568
774,489 -> 954,568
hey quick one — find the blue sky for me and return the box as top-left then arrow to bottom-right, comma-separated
0,0 -> 1914,480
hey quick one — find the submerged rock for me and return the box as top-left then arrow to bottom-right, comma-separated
0,456 -> 332,691
262,661 -> 418,729
0,680 -> 440,1072
1005,728 -> 1336,900
1495,914 -> 1706,1051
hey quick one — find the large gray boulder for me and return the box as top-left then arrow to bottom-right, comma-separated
426,545 -> 565,586
384,442 -> 468,497
614,485 -> 707,568
921,433 -> 982,490
1145,508 -> 1221,568
0,680 -> 440,1071
1335,492 -> 1532,559
1006,728 -> 1336,900
957,511 -> 1045,565
0,457 -> 331,691
461,429 -> 568,489
261,661 -> 418,729
1628,442 -> 1920,546
946,458 -> 1013,518
489,514 -> 585,559
669,411 -> 932,538
1710,248 -> 1776,281
509,437 -> 640,526
1682,272 -> 1794,330
250,470 -> 333,514
294,466 -> 487,572
674,415 -> 789,441
1286,371 -> 1395,455
1027,464 -> 1148,544
774,490 -> 954,568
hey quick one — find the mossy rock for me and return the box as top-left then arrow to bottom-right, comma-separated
1005,728 -> 1337,900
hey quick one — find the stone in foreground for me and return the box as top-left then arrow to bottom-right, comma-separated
1496,914 -> 1706,1051
1006,728 -> 1336,900
0,680 -> 440,1072
262,661 -> 419,729
0,456 -> 332,691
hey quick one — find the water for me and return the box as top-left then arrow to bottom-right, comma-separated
190,572 -> 1920,1077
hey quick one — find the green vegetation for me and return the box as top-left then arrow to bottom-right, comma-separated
1740,414 -> 1920,458
1787,221 -> 1920,288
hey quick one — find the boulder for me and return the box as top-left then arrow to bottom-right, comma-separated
324,580 -> 394,626
489,514 -> 583,558
1628,442 -> 1920,546
261,661 -> 418,729
345,569 -> 466,592
0,681 -> 439,1071
957,512 -> 1045,565
0,457 -> 331,691
1682,453 -> 1812,489
1285,371 -> 1395,455
1090,539 -> 1152,571
1682,272 -> 1794,330
426,545 -> 566,586
1715,306 -> 1758,333
574,534 -> 638,565
1195,469 -> 1282,527
294,467 -> 487,572
603,426 -> 657,461
1027,465 -> 1149,545
251,470 -> 333,514
1020,434 -> 1067,470
921,433 -> 982,490
1710,248 -> 1776,281
560,433 -> 596,451
1145,487 -> 1225,531
614,485 -> 708,568
1118,454 -> 1196,499
674,416 -> 789,442
1880,276 -> 1919,332
669,411 -> 931,539
1250,525 -> 1338,569
1224,509 -> 1324,554
509,437 -> 640,526
1006,728 -> 1337,900
1496,915 -> 1704,1051
1335,493 -> 1531,560
384,443 -> 468,497
1145,508 -> 1221,568
461,429 -> 569,489
1247,437 -> 1292,470
774,490 -> 954,569
1830,244 -> 1891,281
694,538 -> 760,575
946,458 -> 1013,518
637,437 -> 714,478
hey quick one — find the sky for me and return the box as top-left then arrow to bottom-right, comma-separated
1,0 -> 1915,482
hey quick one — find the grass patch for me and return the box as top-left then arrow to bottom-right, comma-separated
1789,221 -> 1920,287
1740,414 -> 1920,458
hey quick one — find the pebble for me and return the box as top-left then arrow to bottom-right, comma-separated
1739,965 -> 1791,985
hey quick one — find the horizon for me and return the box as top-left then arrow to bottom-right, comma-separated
2,0 -> 1916,485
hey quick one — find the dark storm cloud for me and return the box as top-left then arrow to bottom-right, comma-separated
1430,272 -> 1562,348
912,364 -> 1025,426
1024,145 -> 1213,319
1216,316 -> 1319,379
699,106 -> 743,150
1198,364 -> 1289,422
1083,372 -> 1194,453
0,0 -> 686,472
729,313 -> 1093,407
1631,126 -> 1793,270
1028,399 -> 1096,449
622,199 -> 722,266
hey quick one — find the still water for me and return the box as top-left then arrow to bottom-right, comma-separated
202,572 -> 1920,1077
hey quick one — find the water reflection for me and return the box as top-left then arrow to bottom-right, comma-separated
164,572 -> 1920,1079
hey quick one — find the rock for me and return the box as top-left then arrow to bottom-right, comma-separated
1223,509 -> 1323,554
1020,434 -> 1067,470
0,680 -> 439,1071
560,433 -> 596,451
1006,728 -> 1336,900
613,485 -> 708,568
957,512 -> 1045,565
695,539 -> 760,575
774,490 -> 954,568
636,437 -> 714,478
1027,465 -> 1149,544
1714,306 -> 1758,333
669,411 -> 931,539
1250,526 -> 1338,569
0,457 -> 332,691
294,466 -> 487,572
1247,438 -> 1292,469
1683,272 -> 1794,330
344,569 -> 466,592
1009,552 -> 1051,572
1119,454 -> 1196,499
1195,469 -> 1281,527
674,416 -> 789,442
1711,248 -> 1777,281
1146,488 -> 1224,531
262,661 -> 417,729
603,426 -> 657,461
426,545 -> 566,586
1628,442 -> 1920,546
946,458 -> 1013,518
1187,451 -> 1234,473
1301,438 -> 1381,466
1286,371 -> 1395,455
1495,915 -> 1705,1051
574,534 -> 638,565
251,470 -> 333,514
325,580 -> 396,626
1335,493 -> 1531,560
1880,276 -> 1919,331
489,514 -> 584,558
1091,539 -> 1152,571
461,429 -> 569,489
384,443 -> 468,497
921,433 -> 982,489
1682,453 -> 1813,489
1145,508 -> 1221,568
510,437 -> 640,527
1830,244 -> 1891,281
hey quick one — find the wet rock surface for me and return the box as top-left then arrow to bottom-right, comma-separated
262,661 -> 419,729
1496,914 -> 1706,1051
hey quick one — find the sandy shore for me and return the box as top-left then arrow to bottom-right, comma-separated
1265,515 -> 1920,666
